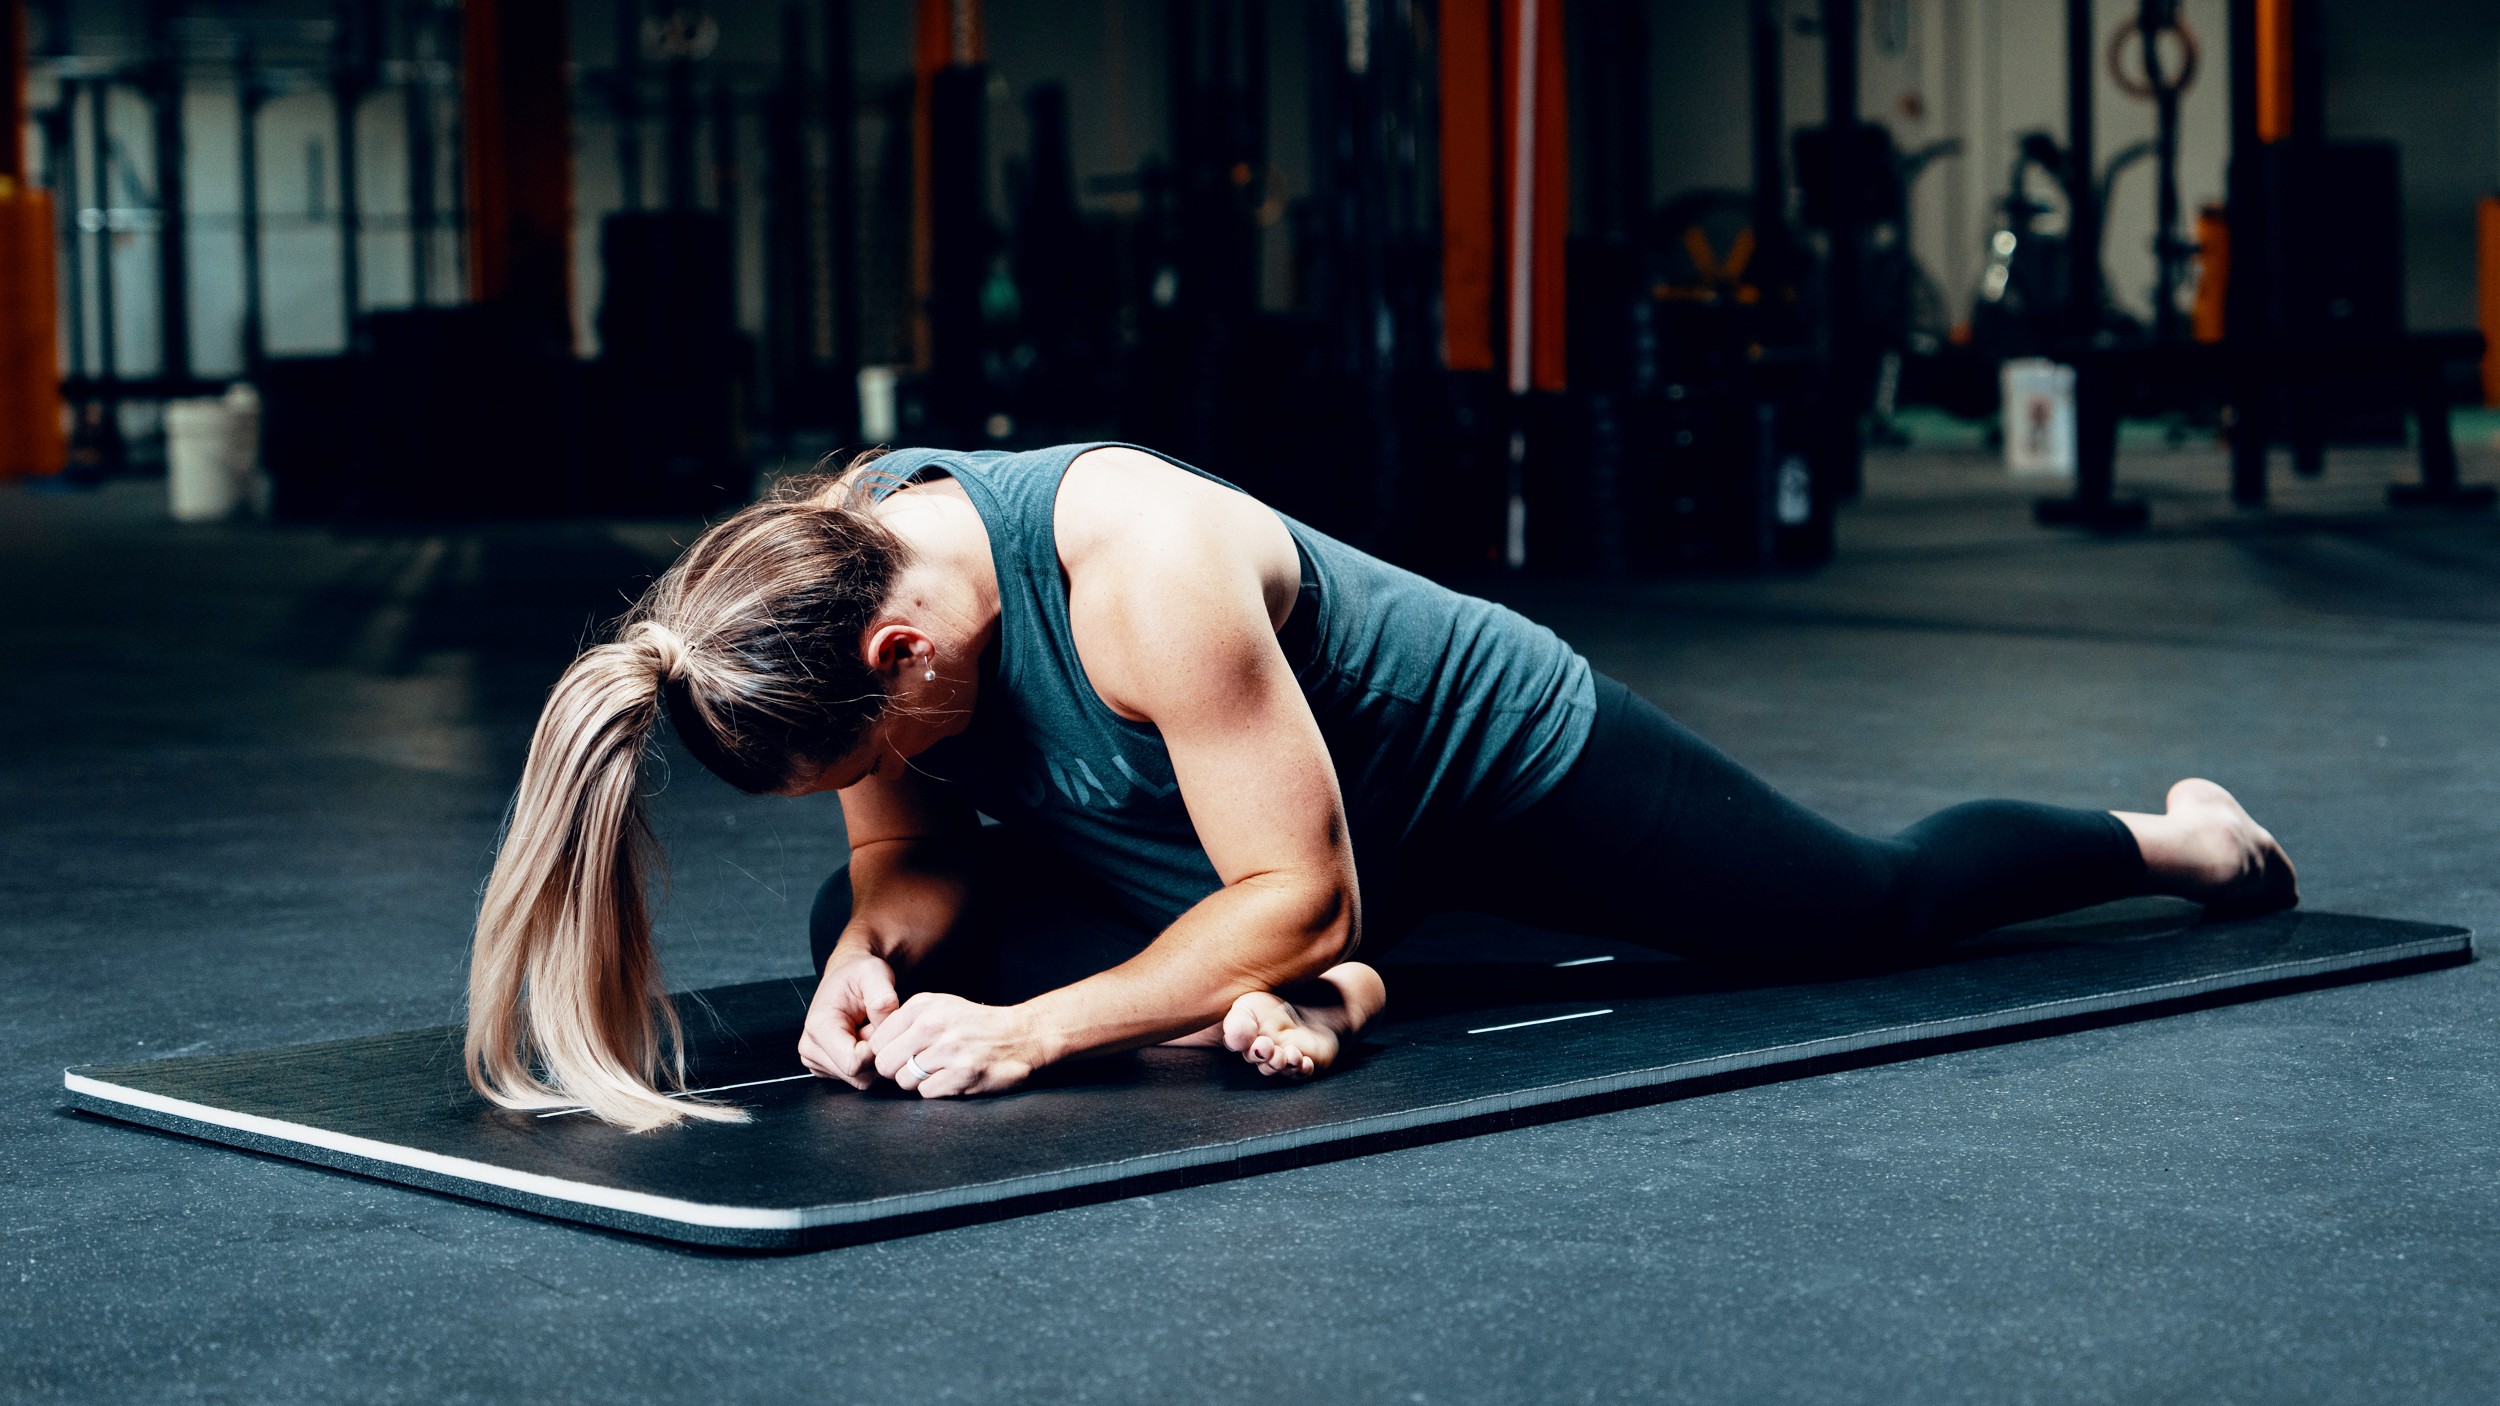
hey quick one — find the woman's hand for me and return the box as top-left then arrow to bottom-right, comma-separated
867,992 -> 1044,1098
798,950 -> 901,1089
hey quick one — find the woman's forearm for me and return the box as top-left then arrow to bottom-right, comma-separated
1015,871 -> 1353,1065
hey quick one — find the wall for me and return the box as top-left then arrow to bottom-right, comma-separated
34,13 -> 459,379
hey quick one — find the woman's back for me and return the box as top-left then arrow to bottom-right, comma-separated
879,442 -> 1595,928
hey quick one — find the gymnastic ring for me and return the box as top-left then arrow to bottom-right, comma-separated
2107,15 -> 2198,101
903,1055 -> 936,1084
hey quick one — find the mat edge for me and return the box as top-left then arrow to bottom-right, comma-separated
62,929 -> 2472,1247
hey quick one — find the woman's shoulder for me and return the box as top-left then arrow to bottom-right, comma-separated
1057,443 -> 1201,506
1056,446 -> 1285,573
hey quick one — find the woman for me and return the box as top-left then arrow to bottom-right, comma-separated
466,443 -> 2296,1129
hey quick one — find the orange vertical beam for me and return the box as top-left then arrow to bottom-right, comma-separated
2479,197 -> 2500,407
1438,0 -> 1496,372
464,0 -> 574,330
0,0 -> 63,480
1498,0 -> 1567,391
1443,0 -> 1565,386
911,0 -> 981,371
0,187 -> 64,479
2191,203 -> 2229,343
2254,0 -> 2291,143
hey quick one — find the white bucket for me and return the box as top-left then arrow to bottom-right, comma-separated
166,398 -> 241,521
2001,357 -> 2077,477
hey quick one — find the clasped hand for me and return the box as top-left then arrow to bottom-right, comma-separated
797,951 -> 1040,1098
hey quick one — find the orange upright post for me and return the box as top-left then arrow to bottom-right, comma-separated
2479,196 -> 2500,407
2254,0 -> 2291,143
1438,0 -> 1567,389
463,0 -> 574,330
0,183 -> 65,480
0,0 -> 63,480
2192,203 -> 2229,343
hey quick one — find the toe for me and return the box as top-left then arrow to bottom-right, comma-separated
1221,997 -> 1261,1054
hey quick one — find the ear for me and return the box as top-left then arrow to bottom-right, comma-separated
862,622 -> 931,679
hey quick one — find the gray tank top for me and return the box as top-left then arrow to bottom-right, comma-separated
877,443 -> 1595,929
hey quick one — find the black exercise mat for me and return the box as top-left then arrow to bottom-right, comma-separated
62,907 -> 2468,1250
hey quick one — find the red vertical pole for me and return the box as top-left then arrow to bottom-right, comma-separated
2478,197 -> 2500,408
1438,0 -> 1496,374
1442,0 -> 1565,387
0,0 -> 65,479
464,0 -> 574,333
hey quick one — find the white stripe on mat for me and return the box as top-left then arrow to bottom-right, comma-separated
1469,1009 -> 1613,1035
536,1072 -> 816,1118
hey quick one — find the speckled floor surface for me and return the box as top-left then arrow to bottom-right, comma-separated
7,439 -> 2499,1403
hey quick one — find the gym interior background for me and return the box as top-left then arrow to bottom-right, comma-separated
11,1 -> 2500,1401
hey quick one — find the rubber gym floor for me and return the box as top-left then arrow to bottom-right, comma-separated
8,437 -> 2500,1404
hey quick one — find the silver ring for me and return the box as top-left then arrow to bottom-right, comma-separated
902,1055 -> 934,1083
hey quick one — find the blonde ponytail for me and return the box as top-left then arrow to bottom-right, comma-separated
466,629 -> 742,1131
466,458 -> 910,1130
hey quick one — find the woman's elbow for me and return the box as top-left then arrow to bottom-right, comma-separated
1300,876 -> 1359,968
1230,865 -> 1361,976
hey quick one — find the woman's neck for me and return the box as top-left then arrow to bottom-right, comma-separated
871,478 -> 1002,670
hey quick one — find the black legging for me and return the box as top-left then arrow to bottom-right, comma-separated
811,673 -> 2147,995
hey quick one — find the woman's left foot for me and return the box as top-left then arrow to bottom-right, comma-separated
1221,962 -> 1387,1079
2122,778 -> 2300,914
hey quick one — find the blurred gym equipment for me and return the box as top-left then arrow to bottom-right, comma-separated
9,0 -> 2489,542
2035,0 -> 2491,528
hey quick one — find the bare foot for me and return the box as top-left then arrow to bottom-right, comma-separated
1219,962 -> 1387,1079
2116,779 -> 2299,914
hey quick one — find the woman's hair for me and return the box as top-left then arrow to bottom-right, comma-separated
465,455 -> 910,1130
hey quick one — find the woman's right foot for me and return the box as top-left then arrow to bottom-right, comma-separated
1221,962 -> 1387,1079
2119,778 -> 2299,914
